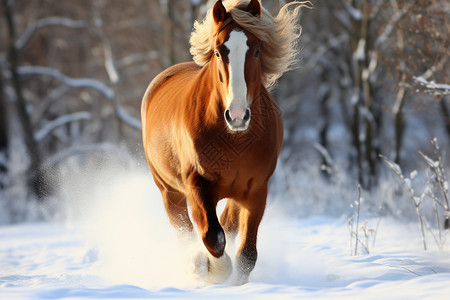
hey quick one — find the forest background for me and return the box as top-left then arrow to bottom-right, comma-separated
0,0 -> 449,231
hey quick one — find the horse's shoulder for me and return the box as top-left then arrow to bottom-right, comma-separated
141,62 -> 200,118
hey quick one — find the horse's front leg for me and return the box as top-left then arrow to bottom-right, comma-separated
236,186 -> 267,284
187,173 -> 232,283
187,173 -> 225,257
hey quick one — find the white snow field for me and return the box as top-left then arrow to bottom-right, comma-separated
1,171 -> 450,300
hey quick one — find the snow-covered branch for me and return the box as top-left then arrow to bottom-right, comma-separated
416,56 -> 447,81
31,85 -> 70,124
93,11 -> 119,84
42,142 -> 134,170
34,111 -> 92,142
413,76 -> 450,95
99,32 -> 119,84
380,154 -> 427,250
116,51 -> 159,68
376,2 -> 413,47
18,66 -> 114,97
15,17 -> 86,51
18,66 -> 142,131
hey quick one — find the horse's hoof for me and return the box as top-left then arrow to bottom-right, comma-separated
189,251 -> 209,280
236,271 -> 250,285
207,252 -> 232,284
204,228 -> 226,258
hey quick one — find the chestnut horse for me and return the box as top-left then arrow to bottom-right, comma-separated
142,0 -> 304,283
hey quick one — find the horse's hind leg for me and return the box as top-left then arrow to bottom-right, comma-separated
161,188 -> 193,234
151,170 -> 193,233
220,199 -> 240,237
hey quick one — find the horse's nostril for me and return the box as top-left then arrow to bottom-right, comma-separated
243,108 -> 251,122
225,109 -> 232,123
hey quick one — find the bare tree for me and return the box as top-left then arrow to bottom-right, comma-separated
3,0 -> 46,200
0,62 -> 7,189
1,0 -> 144,204
0,0 -> 448,221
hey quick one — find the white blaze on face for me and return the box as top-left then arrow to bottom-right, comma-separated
224,30 -> 249,121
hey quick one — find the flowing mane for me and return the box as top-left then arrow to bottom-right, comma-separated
190,0 -> 308,89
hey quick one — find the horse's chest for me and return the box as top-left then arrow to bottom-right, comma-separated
196,126 -> 275,181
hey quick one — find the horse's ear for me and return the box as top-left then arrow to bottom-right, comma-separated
246,0 -> 261,17
213,0 -> 228,24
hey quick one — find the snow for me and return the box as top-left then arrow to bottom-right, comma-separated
1,171 -> 450,299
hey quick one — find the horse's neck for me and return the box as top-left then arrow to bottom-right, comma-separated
197,64 -> 225,116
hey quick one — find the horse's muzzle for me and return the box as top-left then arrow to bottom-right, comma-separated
224,108 -> 251,131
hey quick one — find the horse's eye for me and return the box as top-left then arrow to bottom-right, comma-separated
214,51 -> 220,58
255,49 -> 260,58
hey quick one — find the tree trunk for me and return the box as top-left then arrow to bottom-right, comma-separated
318,80 -> 332,178
0,63 -> 7,189
3,0 -> 46,200
440,96 -> 450,141
393,74 -> 407,166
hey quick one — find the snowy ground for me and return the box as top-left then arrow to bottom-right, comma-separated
1,171 -> 450,299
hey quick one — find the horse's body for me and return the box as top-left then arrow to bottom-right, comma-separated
141,0 -> 303,283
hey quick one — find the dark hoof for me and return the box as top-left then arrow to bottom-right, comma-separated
236,248 -> 257,283
203,228 -> 226,258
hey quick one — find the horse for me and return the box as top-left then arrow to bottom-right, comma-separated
141,0 -> 304,284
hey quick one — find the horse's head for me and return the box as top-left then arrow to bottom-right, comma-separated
212,0 -> 262,132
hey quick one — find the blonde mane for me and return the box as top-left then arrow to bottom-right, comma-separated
190,0 -> 309,89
